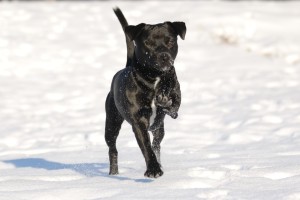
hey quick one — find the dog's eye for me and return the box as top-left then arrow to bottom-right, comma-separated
167,39 -> 175,48
145,40 -> 154,47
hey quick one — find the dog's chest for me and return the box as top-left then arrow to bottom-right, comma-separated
149,77 -> 160,127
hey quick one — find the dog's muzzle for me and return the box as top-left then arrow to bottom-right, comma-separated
158,53 -> 174,71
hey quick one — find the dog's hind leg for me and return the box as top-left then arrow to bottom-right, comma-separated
105,92 -> 124,175
151,123 -> 165,165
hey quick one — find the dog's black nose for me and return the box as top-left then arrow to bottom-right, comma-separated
162,53 -> 168,61
160,53 -> 171,62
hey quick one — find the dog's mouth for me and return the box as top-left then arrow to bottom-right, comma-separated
160,63 -> 173,72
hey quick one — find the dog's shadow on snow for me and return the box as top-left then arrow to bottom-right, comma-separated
3,158 -> 153,183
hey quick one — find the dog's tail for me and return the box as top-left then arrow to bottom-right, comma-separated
113,7 -> 134,67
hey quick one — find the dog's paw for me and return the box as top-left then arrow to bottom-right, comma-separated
156,94 -> 172,108
144,168 -> 164,178
109,170 -> 119,175
163,109 -> 178,119
109,165 -> 119,175
144,160 -> 163,178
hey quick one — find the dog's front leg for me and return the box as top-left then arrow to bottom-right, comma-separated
156,86 -> 180,119
156,72 -> 181,119
168,81 -> 181,118
132,123 -> 163,178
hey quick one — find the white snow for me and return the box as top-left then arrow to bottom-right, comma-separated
1,1 -> 300,199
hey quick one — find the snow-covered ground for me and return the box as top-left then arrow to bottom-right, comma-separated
1,1 -> 300,199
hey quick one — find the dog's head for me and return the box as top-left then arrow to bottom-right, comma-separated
125,22 -> 186,72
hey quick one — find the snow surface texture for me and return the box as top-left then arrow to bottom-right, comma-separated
1,1 -> 300,199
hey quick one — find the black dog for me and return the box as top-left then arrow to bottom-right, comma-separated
105,7 -> 186,178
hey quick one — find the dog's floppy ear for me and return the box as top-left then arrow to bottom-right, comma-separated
170,22 -> 186,40
125,23 -> 146,41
